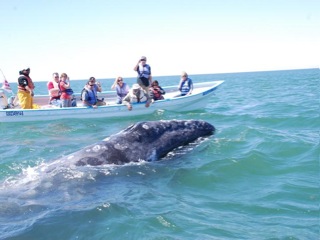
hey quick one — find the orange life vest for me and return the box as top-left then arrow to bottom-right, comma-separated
18,75 -> 34,92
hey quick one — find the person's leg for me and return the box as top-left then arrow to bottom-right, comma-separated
61,99 -> 68,108
17,91 -> 31,109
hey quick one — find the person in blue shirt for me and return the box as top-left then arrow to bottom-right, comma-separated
89,76 -> 106,106
178,71 -> 193,96
81,79 -> 98,108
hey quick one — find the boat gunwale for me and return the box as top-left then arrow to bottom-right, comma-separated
0,81 -> 224,113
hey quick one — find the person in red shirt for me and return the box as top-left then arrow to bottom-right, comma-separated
59,73 -> 72,108
47,72 -> 61,105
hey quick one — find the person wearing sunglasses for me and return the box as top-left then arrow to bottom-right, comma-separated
133,56 -> 152,107
88,77 -> 105,106
111,76 -> 130,104
47,72 -> 61,106
81,79 -> 98,108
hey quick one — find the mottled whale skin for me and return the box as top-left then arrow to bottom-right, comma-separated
68,120 -> 215,166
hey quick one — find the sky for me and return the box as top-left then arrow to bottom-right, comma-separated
0,0 -> 319,82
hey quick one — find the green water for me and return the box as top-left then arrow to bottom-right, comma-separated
0,69 -> 318,239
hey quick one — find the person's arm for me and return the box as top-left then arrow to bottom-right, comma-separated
82,92 -> 97,108
81,91 -> 87,105
83,100 -> 97,108
111,78 -> 118,90
48,82 -> 59,95
62,81 -> 70,89
47,82 -> 54,90
25,85 -> 34,96
145,90 -> 152,107
148,66 -> 152,84
148,88 -> 154,101
159,86 -> 165,95
133,59 -> 141,71
187,79 -> 193,95
178,80 -> 183,91
122,93 -> 132,110
96,82 -> 102,92
148,75 -> 152,85
19,76 -> 34,96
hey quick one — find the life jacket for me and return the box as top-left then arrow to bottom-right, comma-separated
47,80 -> 60,97
81,87 -> 97,104
80,88 -> 87,101
116,83 -> 129,98
129,89 -> 147,103
150,87 -> 164,100
180,78 -> 192,95
137,64 -> 151,78
18,75 -> 34,92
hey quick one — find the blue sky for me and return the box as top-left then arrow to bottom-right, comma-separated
0,0 -> 319,82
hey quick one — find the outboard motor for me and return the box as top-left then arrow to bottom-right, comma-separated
0,89 -> 9,109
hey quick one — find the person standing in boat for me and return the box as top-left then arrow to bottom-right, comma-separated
122,83 -> 151,111
81,79 -> 98,108
111,76 -> 130,104
133,56 -> 152,107
59,73 -> 73,108
178,71 -> 193,96
47,72 -> 61,105
17,68 -> 35,109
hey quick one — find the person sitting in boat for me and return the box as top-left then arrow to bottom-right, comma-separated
111,76 -> 130,104
122,83 -> 151,111
17,68 -> 35,109
59,73 -> 74,108
178,71 -> 193,96
81,79 -> 98,108
88,76 -> 106,106
0,79 -> 15,109
149,80 -> 165,101
47,72 -> 61,106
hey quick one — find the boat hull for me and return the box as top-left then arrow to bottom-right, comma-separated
0,81 -> 223,122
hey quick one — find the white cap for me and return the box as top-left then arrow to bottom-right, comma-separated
132,84 -> 141,90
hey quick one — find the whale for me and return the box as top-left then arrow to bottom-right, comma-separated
62,120 -> 215,166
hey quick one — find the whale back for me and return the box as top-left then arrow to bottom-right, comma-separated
75,120 -> 215,166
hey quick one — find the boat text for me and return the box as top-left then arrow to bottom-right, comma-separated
6,111 -> 24,116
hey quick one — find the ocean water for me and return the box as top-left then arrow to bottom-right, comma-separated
0,68 -> 318,240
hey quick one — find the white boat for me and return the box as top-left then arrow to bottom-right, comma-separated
0,81 -> 224,123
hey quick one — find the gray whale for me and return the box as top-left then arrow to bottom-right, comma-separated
67,120 -> 215,166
